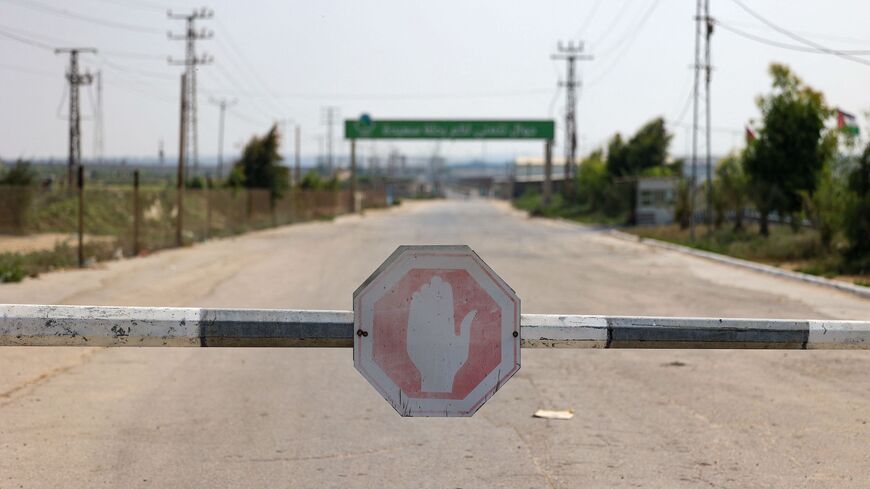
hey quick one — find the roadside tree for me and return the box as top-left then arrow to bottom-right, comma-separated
231,125 -> 288,202
744,64 -> 834,235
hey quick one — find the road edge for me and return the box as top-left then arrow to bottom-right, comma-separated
608,229 -> 870,300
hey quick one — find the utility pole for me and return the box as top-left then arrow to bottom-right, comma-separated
169,7 -> 213,181
294,124 -> 301,185
93,70 -> 103,164
316,135 -> 324,171
689,0 -> 703,240
704,0 -> 714,227
276,118 -> 295,186
56,48 -> 96,187
321,106 -> 338,175
209,97 -> 236,180
543,139 -> 553,206
176,73 -> 188,247
552,40 -> 592,195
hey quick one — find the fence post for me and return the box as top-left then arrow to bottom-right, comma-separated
77,165 -> 84,268
543,139 -> 553,206
132,169 -> 140,256
350,139 -> 358,213
246,189 -> 253,229
205,178 -> 212,239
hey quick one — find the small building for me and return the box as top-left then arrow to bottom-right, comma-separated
636,176 -> 679,225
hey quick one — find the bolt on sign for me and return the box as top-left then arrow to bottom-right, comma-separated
353,245 -> 521,417
344,117 -> 555,140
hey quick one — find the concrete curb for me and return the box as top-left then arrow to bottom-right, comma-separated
608,229 -> 870,300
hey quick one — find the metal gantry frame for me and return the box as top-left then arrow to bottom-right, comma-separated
2,305 -> 867,350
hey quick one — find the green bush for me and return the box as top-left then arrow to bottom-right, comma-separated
0,254 -> 26,283
843,143 -> 870,273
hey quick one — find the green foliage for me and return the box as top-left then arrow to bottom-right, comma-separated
0,160 -> 36,233
231,125 -> 288,201
625,117 -> 672,174
713,153 -> 749,231
512,64 -> 868,281
187,176 -> 207,189
605,118 -> 672,178
0,254 -> 26,283
561,118 -> 674,224
744,64 -> 834,235
673,178 -> 692,229
802,159 -> 849,249
634,223 -> 825,266
299,171 -> 339,191
224,165 -> 246,189
0,241 -> 118,283
575,150 -> 609,208
843,142 -> 870,271
0,160 -> 36,185
605,133 -> 629,177
574,152 -> 631,219
299,170 -> 322,189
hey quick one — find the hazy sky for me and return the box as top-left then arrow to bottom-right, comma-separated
2,0 -> 869,164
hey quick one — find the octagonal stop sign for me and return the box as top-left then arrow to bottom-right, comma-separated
353,245 -> 520,417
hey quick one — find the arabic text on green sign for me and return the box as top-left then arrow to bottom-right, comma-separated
344,120 -> 555,140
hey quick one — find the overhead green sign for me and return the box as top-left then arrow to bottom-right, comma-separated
345,118 -> 555,140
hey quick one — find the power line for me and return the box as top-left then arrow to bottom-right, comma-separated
207,62 -> 279,121
547,84 -> 563,118
729,0 -> 870,67
590,0 -> 638,48
197,78 -> 273,127
574,0 -> 605,39
85,0 -> 170,12
0,27 -> 54,50
668,120 -> 742,134
226,105 -> 270,127
102,50 -> 167,60
586,0 -> 662,87
212,18 -> 296,117
208,96 -> 237,179
0,63 -> 56,78
199,87 -> 554,101
672,87 -> 694,125
99,57 -> 178,80
715,17 -> 870,46
596,0 -> 660,57
715,20 -> 870,56
105,71 -> 180,103
1,0 -> 163,34
0,23 -> 168,59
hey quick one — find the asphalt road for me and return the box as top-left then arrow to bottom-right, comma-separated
1,199 -> 869,488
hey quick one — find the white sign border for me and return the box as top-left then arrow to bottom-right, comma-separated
353,245 -> 520,417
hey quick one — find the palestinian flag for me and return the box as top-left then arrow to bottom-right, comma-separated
745,125 -> 757,144
837,109 -> 860,135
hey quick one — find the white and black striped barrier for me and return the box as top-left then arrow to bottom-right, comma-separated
2,304 -> 868,350
5,246 -> 867,416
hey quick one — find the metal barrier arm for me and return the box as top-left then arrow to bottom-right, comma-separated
2,304 -> 868,349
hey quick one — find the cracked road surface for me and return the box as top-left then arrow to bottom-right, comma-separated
1,199 -> 869,488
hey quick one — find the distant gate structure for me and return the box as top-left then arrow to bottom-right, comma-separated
343,115 -> 558,206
